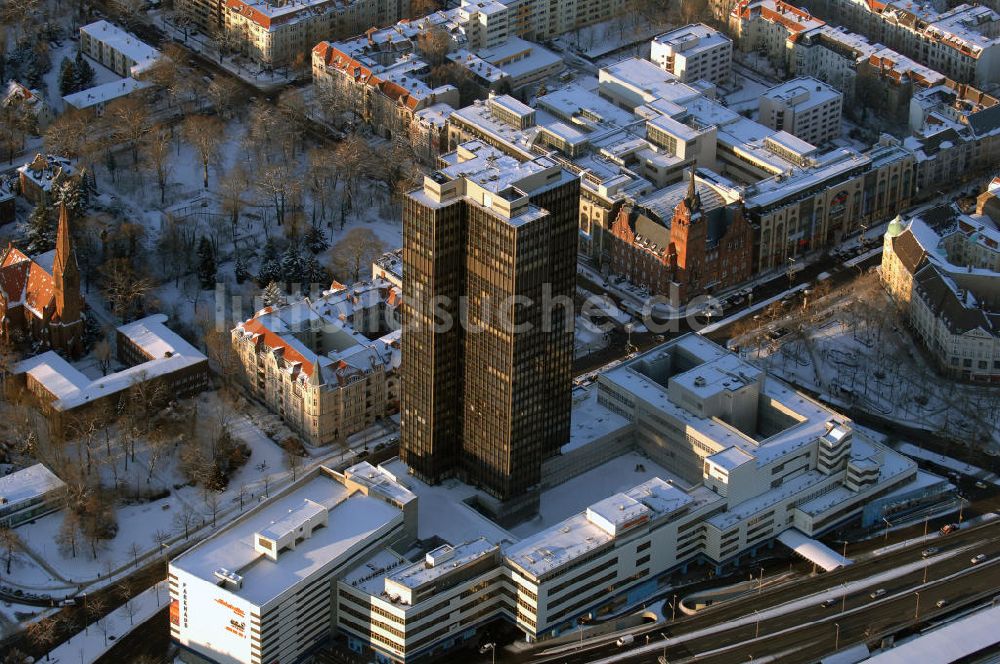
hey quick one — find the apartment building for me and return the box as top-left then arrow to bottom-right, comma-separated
729,0 -> 826,72
759,77 -> 843,146
651,24 -> 733,86
312,38 -> 458,149
169,463 -> 416,664
400,141 -> 579,520
882,210 -> 1000,382
456,0 -> 625,51
79,20 -> 160,77
805,0 -> 1000,86
231,281 -> 401,447
176,0 -> 225,34
223,0 -> 411,67
0,464 -> 67,529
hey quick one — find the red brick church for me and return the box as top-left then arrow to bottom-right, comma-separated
609,170 -> 754,302
0,203 -> 85,357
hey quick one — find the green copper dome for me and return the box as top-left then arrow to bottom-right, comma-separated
886,214 -> 905,238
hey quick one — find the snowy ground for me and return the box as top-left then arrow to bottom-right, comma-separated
554,16 -> 669,61
45,581 -> 168,664
729,276 -> 1000,451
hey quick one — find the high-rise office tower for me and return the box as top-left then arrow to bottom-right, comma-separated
401,141 -> 579,519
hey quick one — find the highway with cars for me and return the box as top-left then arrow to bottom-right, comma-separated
525,518 -> 1000,663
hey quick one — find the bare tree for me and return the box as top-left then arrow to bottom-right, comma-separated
207,77 -> 243,120
109,96 -> 151,166
182,115 -> 225,189
56,509 -> 81,558
152,529 -> 171,556
283,436 -> 305,481
118,579 -> 138,625
25,617 -> 58,661
173,504 -> 198,540
94,339 -> 113,376
417,25 -> 453,66
143,125 -> 173,205
205,492 -> 222,529
0,526 -> 20,574
99,257 -> 154,321
330,228 -> 385,283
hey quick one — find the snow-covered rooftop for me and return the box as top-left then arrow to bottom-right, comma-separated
652,23 -> 732,55
505,477 -> 700,578
761,76 -> 842,110
15,314 -> 206,411
80,20 -> 159,73
171,470 -> 403,607
62,77 -> 151,110
0,464 -> 66,507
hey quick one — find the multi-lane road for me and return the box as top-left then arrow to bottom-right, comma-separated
526,519 -> 1000,663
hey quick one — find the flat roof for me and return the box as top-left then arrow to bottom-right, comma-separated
762,77 -> 842,109
171,471 -> 402,607
0,464 -> 65,506
80,20 -> 159,70
386,538 -> 496,592
63,77 -> 151,109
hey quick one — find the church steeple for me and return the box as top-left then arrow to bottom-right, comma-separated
685,166 -> 701,213
53,202 -> 83,330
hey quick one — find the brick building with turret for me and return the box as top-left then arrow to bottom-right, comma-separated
609,170 -> 753,302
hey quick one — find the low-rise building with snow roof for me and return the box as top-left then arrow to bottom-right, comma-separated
13,314 -> 209,430
0,463 -> 67,528
62,77 -> 153,114
17,154 -> 76,206
231,280 -> 402,446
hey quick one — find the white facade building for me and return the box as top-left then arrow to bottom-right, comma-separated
79,20 -> 160,77
759,76 -> 843,146
169,463 -> 416,664
651,24 -> 733,86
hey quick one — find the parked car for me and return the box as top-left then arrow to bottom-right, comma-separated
971,554 -> 987,565
975,481 -> 988,489
922,547 -> 940,558
870,588 -> 887,599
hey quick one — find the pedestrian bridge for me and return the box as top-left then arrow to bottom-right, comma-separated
778,528 -> 853,572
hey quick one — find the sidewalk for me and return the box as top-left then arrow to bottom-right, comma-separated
46,581 -> 168,664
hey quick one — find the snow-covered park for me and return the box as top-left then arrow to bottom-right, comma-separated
728,273 -> 1000,452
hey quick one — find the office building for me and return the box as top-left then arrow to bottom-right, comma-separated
400,140 -> 579,519
651,24 -> 733,86
759,77 -> 843,146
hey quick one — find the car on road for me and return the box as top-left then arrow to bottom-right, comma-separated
616,635 -> 635,647
975,481 -> 988,489
971,554 -> 987,565
870,589 -> 887,599
820,598 -> 837,608
940,523 -> 959,535
936,599 -> 949,608
922,547 -> 940,558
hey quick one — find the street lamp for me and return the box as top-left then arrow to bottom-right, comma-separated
841,583 -> 848,614
883,517 -> 892,542
754,609 -> 760,639
914,591 -> 921,620
834,622 -> 841,651
479,642 -> 496,664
